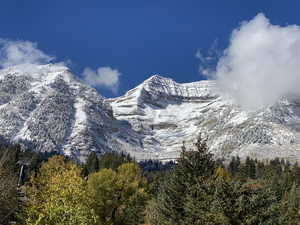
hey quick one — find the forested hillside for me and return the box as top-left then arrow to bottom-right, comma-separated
1,138 -> 300,224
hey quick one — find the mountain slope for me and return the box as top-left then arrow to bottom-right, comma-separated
1,64 -> 300,162
109,75 -> 300,162
0,64 -> 143,161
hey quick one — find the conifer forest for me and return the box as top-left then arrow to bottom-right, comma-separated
1,137 -> 300,225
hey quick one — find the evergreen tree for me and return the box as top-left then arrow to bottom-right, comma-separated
236,156 -> 241,170
0,163 -> 18,224
248,158 -> 256,179
98,151 -> 132,170
181,168 -> 232,225
182,180 -> 229,225
292,163 -> 300,184
243,157 -> 257,179
228,156 -> 237,176
83,151 -> 99,175
269,158 -> 283,177
240,185 -> 280,225
270,175 -> 285,201
213,181 -> 280,225
147,136 -> 215,225
0,146 -> 20,224
256,161 -> 265,179
280,182 -> 300,225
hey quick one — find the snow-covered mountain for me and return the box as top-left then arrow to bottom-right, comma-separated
0,64 -> 143,161
108,75 -> 300,162
1,63 -> 300,162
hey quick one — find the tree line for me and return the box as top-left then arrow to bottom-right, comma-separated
1,138 -> 300,224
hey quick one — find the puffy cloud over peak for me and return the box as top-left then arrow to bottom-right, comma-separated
0,39 -> 54,68
214,13 -> 300,110
82,66 -> 121,94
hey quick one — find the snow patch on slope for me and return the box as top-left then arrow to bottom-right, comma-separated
110,75 -> 300,161
3,64 -> 300,162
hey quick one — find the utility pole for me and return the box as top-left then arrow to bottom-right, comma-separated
6,159 -> 30,224
17,159 -> 29,187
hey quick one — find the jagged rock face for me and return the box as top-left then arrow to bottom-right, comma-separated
109,75 -> 300,162
1,64 -> 300,162
0,64 -> 143,162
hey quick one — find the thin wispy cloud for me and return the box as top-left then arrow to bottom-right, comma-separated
82,66 -> 121,94
210,13 -> 300,110
196,39 -> 221,77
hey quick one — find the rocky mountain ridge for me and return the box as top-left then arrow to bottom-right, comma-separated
109,74 -> 300,162
1,64 -> 300,162
0,64 -> 143,161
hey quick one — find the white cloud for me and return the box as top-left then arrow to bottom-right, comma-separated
0,39 -> 121,94
214,13 -> 300,110
196,39 -> 221,77
195,49 -> 206,62
0,39 -> 54,68
82,66 -> 121,93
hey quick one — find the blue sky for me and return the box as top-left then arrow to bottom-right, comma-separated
1,0 -> 300,97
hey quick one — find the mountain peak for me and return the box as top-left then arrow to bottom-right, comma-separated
140,75 -> 218,100
140,74 -> 175,89
1,65 -> 300,163
144,74 -> 170,82
0,64 -> 137,162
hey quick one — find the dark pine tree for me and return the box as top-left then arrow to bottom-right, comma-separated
147,135 -> 215,225
83,151 -> 99,175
